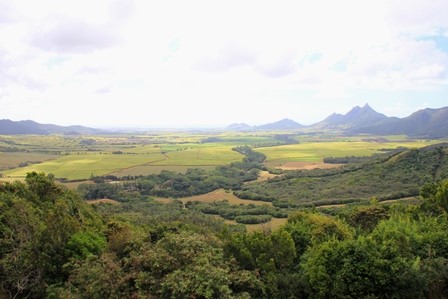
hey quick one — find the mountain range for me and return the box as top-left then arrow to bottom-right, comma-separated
1,104 -> 447,137
226,104 -> 448,138
0,119 -> 107,135
226,118 -> 304,131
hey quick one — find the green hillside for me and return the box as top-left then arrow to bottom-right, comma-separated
236,143 -> 448,207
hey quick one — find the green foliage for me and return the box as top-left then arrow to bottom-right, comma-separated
185,200 -> 286,224
284,211 -> 353,257
66,230 -> 107,260
420,179 -> 448,216
0,172 -> 105,298
301,236 -> 424,298
235,215 -> 272,224
342,205 -> 390,232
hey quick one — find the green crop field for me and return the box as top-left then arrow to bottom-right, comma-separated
2,152 -> 165,180
0,141 -> 243,180
0,133 -> 442,181
0,152 -> 59,170
154,144 -> 243,166
257,140 -> 439,165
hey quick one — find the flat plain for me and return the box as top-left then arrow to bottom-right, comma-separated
0,133 -> 440,181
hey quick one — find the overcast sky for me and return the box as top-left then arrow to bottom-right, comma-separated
1,0 -> 448,128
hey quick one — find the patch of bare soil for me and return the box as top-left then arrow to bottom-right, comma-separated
256,171 -> 280,181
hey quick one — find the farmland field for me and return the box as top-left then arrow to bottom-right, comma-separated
259,140 -> 439,167
0,152 -> 58,170
2,152 -> 166,180
0,133 -> 440,181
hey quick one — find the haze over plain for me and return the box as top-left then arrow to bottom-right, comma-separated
1,0 -> 448,128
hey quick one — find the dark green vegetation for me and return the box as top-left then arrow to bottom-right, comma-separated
236,143 -> 448,207
3,171 -> 448,298
185,200 -> 287,224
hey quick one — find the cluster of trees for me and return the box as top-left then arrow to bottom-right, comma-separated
0,172 -> 104,298
185,200 -> 287,224
2,172 -> 448,298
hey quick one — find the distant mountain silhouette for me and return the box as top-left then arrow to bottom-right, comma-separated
256,118 -> 303,130
224,104 -> 448,138
226,119 -> 303,131
225,123 -> 253,131
350,106 -> 448,138
0,119 -> 108,135
311,104 -> 388,130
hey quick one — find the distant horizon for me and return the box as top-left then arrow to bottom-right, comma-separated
2,103 -> 447,130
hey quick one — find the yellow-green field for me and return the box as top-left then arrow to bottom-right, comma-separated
0,152 -> 58,170
0,133 -> 442,181
2,152 -> 165,180
258,140 -> 438,166
1,144 -> 243,180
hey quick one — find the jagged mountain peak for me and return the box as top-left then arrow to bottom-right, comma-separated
311,103 -> 387,130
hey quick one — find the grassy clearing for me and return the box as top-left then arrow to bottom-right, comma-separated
154,189 -> 273,206
258,141 -> 438,164
255,171 -> 279,182
224,217 -> 288,233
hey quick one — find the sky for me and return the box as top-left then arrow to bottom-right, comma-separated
0,0 -> 448,128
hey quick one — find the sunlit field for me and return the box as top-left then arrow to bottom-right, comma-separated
2,152 -> 165,180
0,133 -> 441,181
258,140 -> 438,167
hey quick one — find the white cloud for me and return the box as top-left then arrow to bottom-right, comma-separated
0,0 -> 447,127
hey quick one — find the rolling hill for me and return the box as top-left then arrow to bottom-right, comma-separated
0,119 -> 107,135
256,118 -> 303,130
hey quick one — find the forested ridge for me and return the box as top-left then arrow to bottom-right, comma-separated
2,144 -> 448,298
